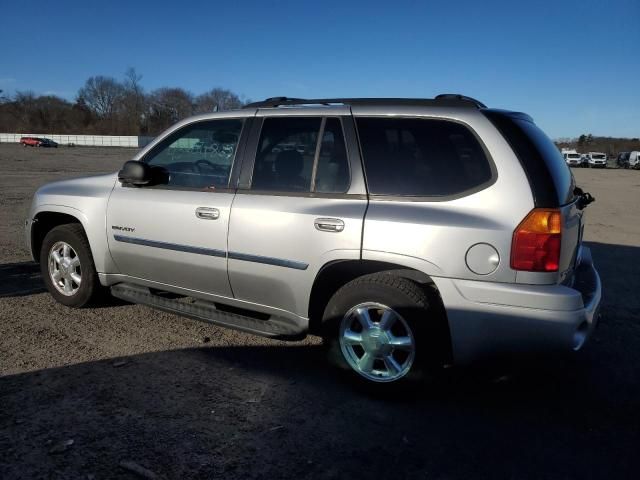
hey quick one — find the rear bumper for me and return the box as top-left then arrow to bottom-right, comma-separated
434,246 -> 602,365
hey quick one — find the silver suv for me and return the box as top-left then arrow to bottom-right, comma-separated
25,95 -> 602,385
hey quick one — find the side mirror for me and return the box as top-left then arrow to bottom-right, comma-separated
118,161 -> 152,186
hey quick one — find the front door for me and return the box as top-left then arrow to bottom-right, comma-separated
107,117 -> 246,297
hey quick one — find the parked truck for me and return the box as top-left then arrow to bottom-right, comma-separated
562,149 -> 583,167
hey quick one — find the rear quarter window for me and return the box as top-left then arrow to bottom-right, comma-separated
484,110 -> 575,207
355,117 -> 494,197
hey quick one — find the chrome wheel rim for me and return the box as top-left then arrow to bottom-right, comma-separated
48,241 -> 82,296
339,302 -> 416,383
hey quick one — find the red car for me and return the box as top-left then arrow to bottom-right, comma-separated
20,137 -> 58,148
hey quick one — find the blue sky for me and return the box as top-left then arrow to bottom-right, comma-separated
1,0 -> 638,138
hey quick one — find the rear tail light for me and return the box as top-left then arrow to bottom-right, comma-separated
511,208 -> 562,272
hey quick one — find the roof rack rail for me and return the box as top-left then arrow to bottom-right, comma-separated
243,95 -> 486,109
434,94 -> 487,109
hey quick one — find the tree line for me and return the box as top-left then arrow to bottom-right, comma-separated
0,68 -> 246,136
555,133 -> 640,156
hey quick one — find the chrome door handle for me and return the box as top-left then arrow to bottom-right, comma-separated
195,207 -> 220,220
314,218 -> 344,232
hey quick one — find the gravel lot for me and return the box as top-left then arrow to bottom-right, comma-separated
1,143 -> 639,479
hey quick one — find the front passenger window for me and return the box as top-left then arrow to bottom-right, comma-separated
144,119 -> 243,190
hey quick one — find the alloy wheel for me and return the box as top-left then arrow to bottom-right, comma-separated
339,302 -> 416,382
48,241 -> 82,296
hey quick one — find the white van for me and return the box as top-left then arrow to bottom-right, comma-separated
562,149 -> 583,167
588,152 -> 607,168
629,151 -> 640,169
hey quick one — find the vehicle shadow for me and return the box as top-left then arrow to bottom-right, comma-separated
0,261 -> 46,298
1,338 -> 638,480
586,241 -> 640,307
0,261 -> 127,306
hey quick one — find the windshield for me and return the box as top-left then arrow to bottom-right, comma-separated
592,154 -> 605,159
568,154 -> 580,159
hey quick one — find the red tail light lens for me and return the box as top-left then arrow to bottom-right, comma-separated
511,209 -> 562,272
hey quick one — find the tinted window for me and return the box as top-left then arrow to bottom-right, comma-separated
484,111 -> 574,207
252,117 -> 319,191
251,117 -> 350,193
144,119 -> 243,189
314,118 -> 350,193
356,117 -> 493,196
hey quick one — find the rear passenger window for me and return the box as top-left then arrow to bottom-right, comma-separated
356,118 -> 493,197
251,117 -> 350,193
314,118 -> 350,193
252,117 -> 319,192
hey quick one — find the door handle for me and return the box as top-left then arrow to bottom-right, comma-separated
195,207 -> 220,220
314,218 -> 344,232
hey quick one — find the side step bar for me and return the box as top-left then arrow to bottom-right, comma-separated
111,283 -> 306,340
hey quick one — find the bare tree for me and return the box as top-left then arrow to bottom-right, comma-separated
78,76 -> 124,119
122,68 -> 146,134
147,87 -> 194,133
194,88 -> 243,113
8,91 -> 37,130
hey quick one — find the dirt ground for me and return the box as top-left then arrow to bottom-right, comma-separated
0,143 -> 639,479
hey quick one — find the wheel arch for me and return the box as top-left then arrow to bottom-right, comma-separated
311,259 -> 442,319
31,210 -> 87,261
308,259 -> 453,364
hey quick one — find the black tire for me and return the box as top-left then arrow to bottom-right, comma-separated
40,224 -> 101,308
322,273 -> 448,386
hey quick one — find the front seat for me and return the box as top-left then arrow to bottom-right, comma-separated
274,150 -> 307,190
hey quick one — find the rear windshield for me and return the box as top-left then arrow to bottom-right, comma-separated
484,110 -> 575,207
355,117 -> 494,197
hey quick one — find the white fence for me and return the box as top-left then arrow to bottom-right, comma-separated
0,133 -> 155,148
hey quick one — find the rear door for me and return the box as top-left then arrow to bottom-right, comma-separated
227,110 -> 367,317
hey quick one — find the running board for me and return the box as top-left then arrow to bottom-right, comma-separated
110,283 -> 306,340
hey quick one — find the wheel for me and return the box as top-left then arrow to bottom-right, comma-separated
40,224 -> 101,307
322,273 -> 447,385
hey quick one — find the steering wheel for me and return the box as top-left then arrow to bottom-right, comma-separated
195,159 -> 216,172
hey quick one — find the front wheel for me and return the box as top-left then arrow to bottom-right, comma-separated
40,224 -> 102,307
322,273 -> 447,385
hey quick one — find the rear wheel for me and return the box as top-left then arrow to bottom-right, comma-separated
322,273 -> 447,386
40,224 -> 102,307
